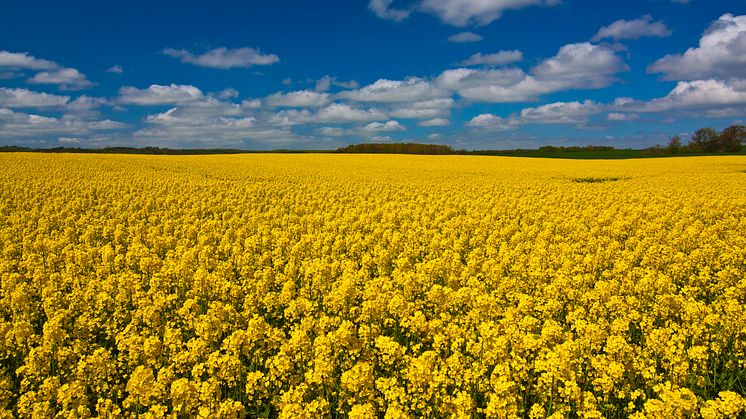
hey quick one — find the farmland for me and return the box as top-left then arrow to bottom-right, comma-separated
1,153 -> 745,418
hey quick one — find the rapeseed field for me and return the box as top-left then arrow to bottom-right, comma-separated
1,153 -> 745,418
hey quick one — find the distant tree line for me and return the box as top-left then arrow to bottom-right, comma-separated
335,143 -> 456,155
470,145 -> 618,156
648,125 -> 745,155
2,129 -> 744,157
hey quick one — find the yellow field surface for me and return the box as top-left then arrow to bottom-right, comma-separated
1,153 -> 745,418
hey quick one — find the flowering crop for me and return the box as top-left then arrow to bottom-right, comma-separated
1,153 -> 745,418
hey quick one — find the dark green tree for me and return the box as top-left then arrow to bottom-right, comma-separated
666,135 -> 682,154
689,127 -> 719,153
716,125 -> 745,152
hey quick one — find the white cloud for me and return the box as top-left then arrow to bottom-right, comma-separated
117,84 -> 204,105
467,113 -> 512,129
592,15 -> 671,42
467,100 -> 603,129
265,90 -> 331,108
315,75 -> 359,92
0,107 -> 125,138
436,67 -> 546,102
388,98 -> 455,119
241,99 -> 262,109
268,103 -> 386,125
500,78 -> 746,122
0,50 -> 58,70
448,32 -> 483,43
362,120 -> 406,132
368,0 -> 411,22
315,103 -> 386,122
531,42 -> 628,86
0,50 -> 93,90
316,126 -> 347,136
419,0 -> 560,26
419,118 -> 450,126
336,77 -> 449,103
27,68 -> 93,90
0,87 -> 70,108
214,88 -> 239,99
636,79 -> 746,112
518,100 -> 601,124
648,14 -> 746,80
437,43 -> 626,102
145,107 -> 252,127
370,0 -> 561,27
388,108 -> 446,119
267,109 -> 313,126
315,76 -> 332,92
133,97 -> 303,146
65,95 -> 108,119
58,137 -> 82,144
459,50 -> 523,66
606,112 -> 639,121
106,65 -> 124,74
163,47 -> 279,69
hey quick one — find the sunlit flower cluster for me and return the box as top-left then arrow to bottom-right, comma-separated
1,153 -> 745,418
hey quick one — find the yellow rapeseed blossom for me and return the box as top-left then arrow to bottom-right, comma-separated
1,153 -> 745,417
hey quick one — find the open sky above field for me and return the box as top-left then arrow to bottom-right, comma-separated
1,0 -> 745,149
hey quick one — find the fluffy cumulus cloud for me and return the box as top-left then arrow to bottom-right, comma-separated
267,103 -> 387,126
370,0 -> 558,26
314,75 -> 359,92
419,0 -> 560,26
648,14 -> 746,80
501,78 -> 746,123
607,112 -> 639,121
518,100 -> 601,124
106,65 -> 124,74
418,117 -> 450,126
265,90 -> 331,108
487,78 -> 746,125
315,103 -> 386,123
368,0 -> 411,22
131,95 -> 307,147
459,50 -> 523,66
117,84 -> 204,105
591,15 -> 671,42
336,77 -> 450,103
448,32 -> 483,43
388,98 -> 455,119
531,42 -> 628,86
0,50 -> 93,90
163,47 -> 279,69
0,51 -> 58,70
27,68 -> 93,90
437,67 -> 540,102
0,87 -> 70,108
632,79 -> 746,112
215,88 -> 239,100
0,107 -> 124,138
467,100 -> 602,129
437,42 -> 627,102
362,120 -> 406,132
466,113 -> 511,129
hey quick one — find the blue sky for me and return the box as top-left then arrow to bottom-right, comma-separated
1,0 -> 745,149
